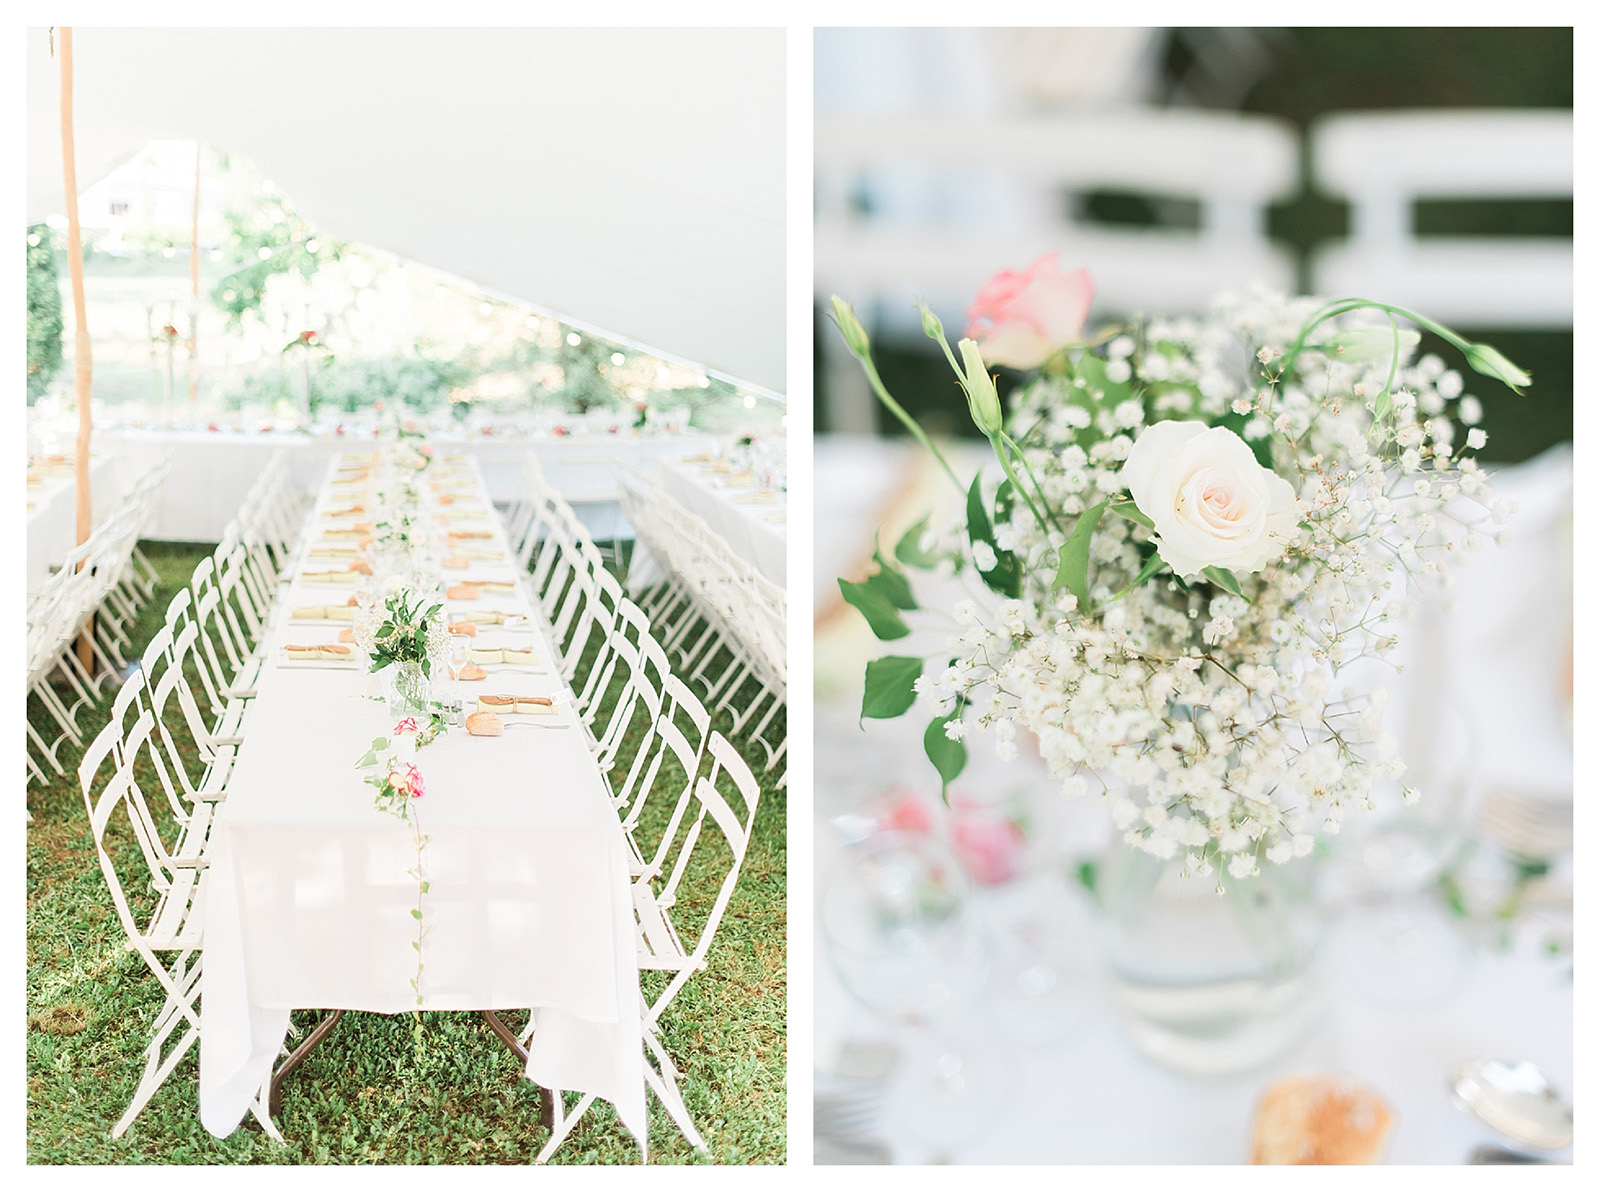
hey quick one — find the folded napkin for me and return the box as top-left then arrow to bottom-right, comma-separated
476,694 -> 557,715
681,451 -> 713,462
301,569 -> 360,584
459,549 -> 504,561
291,604 -> 358,621
322,527 -> 369,540
471,580 -> 517,595
283,643 -> 359,661
443,511 -> 488,522
448,529 -> 494,540
323,504 -> 367,518
718,472 -> 755,488
308,546 -> 361,559
469,647 -> 541,666
457,611 -> 516,625
731,491 -> 776,504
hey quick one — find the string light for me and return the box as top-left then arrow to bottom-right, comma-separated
742,394 -> 756,409
611,352 -> 625,366
566,332 -> 581,347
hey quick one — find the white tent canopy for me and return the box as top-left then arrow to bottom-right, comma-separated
26,26 -> 786,395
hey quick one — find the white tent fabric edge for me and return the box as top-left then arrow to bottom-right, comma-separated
26,26 -> 786,395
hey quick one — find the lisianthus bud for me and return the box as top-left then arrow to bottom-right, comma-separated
1464,342 -> 1531,393
916,300 -> 945,344
829,295 -> 872,357
958,338 -> 1003,435
1322,326 -> 1421,363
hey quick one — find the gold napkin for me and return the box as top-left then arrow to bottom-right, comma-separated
301,570 -> 360,584
476,694 -> 557,716
284,643 -> 358,661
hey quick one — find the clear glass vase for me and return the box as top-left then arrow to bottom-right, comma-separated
1098,845 -> 1323,1078
384,659 -> 433,718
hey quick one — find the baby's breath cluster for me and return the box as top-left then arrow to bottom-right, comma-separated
913,289 -> 1504,881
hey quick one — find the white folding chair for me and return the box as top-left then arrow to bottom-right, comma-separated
536,732 -> 761,1162
78,716 -> 275,1140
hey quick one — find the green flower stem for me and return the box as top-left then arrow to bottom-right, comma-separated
852,348 -> 965,492
994,430 -> 1065,538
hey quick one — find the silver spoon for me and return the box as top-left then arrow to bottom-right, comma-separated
1451,1057 -> 1573,1152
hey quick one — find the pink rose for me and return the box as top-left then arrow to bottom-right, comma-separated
964,254 -> 1095,370
403,763 -> 425,798
420,445 -> 434,457
392,717 -> 419,736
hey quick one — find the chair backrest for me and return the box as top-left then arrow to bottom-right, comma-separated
1309,109 -> 1573,328
647,732 -> 761,965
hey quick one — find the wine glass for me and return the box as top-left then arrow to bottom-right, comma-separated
444,634 -> 472,721
1322,699 -> 1483,1006
820,828 -> 1014,1158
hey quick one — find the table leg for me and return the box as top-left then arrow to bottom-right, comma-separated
480,1010 -> 556,1133
269,1009 -> 345,1119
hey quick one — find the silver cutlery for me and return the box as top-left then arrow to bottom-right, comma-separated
1451,1057 -> 1573,1153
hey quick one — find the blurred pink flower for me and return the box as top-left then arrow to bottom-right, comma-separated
950,802 -> 1025,885
878,788 -> 933,835
392,717 -> 420,736
964,254 -> 1094,370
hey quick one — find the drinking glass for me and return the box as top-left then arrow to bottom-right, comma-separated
820,829 -> 1013,1156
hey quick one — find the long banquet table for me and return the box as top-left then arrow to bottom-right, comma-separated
97,427 -> 715,542
197,450 -> 645,1144
628,453 -> 788,590
26,454 -> 123,592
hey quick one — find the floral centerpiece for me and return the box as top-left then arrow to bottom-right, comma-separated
355,585 -> 449,715
356,713 -> 449,1022
830,255 -> 1527,888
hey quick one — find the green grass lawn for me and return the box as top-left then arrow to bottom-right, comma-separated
26,539 -> 787,1164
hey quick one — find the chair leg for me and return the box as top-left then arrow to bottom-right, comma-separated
642,1027 -> 707,1152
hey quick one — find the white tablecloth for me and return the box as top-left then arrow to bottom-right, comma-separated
629,456 -> 788,590
25,455 -> 123,592
198,453 -> 644,1143
98,428 -> 716,543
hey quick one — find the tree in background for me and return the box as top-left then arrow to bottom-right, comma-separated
26,224 -> 64,401
210,167 -> 342,328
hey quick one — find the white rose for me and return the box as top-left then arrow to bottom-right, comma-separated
1120,420 -> 1297,580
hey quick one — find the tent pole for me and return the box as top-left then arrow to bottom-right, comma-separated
59,26 -> 96,672
189,141 -> 200,403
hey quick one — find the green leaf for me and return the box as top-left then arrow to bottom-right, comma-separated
372,737 -> 390,751
1076,859 -> 1099,899
924,707 -> 967,800
1107,501 -> 1153,529
838,577 -> 910,640
893,515 -> 940,570
410,908 -> 424,920
419,881 -> 431,895
1129,549 -> 1166,588
1202,566 -> 1249,602
1073,352 -> 1133,407
869,543 -> 918,611
993,479 -> 1016,525
966,474 -> 1022,598
861,655 -> 922,723
1052,500 -> 1107,607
